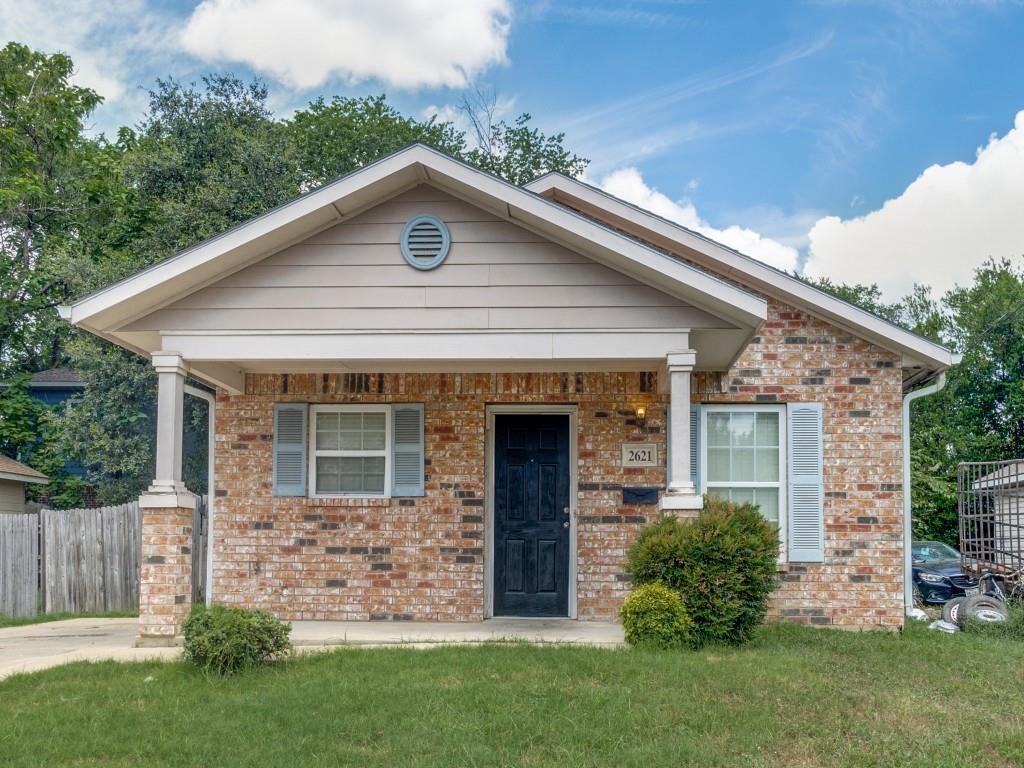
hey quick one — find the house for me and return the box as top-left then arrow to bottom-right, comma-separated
27,367 -> 85,407
0,455 -> 47,514
59,144 -> 958,641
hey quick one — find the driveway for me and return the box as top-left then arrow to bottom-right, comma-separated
0,617 -> 624,680
0,618 -> 177,680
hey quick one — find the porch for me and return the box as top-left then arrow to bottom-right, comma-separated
0,617 -> 625,678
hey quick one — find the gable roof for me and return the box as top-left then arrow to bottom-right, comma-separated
526,171 -> 959,386
0,455 -> 47,484
30,367 -> 84,388
61,144 -> 767,348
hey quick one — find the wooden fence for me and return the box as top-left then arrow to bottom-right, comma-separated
0,496 -> 207,618
0,514 -> 38,618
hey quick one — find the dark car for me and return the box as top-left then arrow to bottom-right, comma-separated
912,540 -> 979,604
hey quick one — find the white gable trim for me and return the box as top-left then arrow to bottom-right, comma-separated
63,145 -> 767,340
525,172 -> 959,376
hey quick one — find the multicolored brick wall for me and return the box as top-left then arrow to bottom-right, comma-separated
209,299 -> 904,627
703,299 -> 905,629
212,371 -> 666,622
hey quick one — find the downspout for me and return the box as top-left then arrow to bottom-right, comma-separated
185,384 -> 215,604
902,372 -> 947,615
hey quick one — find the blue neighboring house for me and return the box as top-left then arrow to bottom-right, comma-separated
27,367 -> 85,407
26,368 -> 88,479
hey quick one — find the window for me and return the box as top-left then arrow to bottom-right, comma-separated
702,405 -> 786,528
309,405 -> 390,496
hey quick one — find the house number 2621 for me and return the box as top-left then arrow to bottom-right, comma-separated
621,443 -> 658,467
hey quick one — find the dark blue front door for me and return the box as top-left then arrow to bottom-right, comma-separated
493,413 -> 571,617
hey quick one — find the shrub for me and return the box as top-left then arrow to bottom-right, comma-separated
182,604 -> 292,675
626,496 -> 779,647
620,581 -> 692,649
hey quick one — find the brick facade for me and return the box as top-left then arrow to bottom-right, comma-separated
209,297 -> 904,628
139,505 -> 194,639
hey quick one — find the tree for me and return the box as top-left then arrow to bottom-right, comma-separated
288,94 -> 465,187
1,43 -> 590,505
0,43 -> 105,374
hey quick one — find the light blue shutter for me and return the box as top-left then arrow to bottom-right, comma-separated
690,405 -> 702,492
273,403 -> 307,497
787,403 -> 824,562
392,403 -> 425,496
666,404 -> 701,492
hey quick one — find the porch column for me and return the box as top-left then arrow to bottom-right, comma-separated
661,350 -> 703,516
138,351 -> 196,644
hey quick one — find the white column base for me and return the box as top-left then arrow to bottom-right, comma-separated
140,487 -> 197,510
659,491 -> 703,514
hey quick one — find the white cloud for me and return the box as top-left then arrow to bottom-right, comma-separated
0,0 -> 173,102
595,168 -> 800,272
181,0 -> 511,90
804,110 -> 1024,299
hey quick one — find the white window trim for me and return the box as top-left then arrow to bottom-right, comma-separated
308,404 -> 392,498
700,404 -> 788,559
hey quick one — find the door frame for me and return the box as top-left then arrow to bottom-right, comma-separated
484,404 -> 578,619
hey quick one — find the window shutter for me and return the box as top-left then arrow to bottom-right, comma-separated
690,404 -> 702,492
391,403 -> 425,497
787,403 -> 824,562
273,403 -> 307,497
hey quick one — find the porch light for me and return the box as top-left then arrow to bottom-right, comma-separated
634,405 -> 647,427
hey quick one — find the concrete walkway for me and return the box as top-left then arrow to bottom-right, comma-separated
0,617 -> 624,680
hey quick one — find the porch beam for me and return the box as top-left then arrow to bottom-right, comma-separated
159,330 -> 691,363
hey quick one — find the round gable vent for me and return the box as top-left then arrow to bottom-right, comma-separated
400,215 -> 451,270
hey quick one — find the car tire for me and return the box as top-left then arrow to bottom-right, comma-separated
913,584 -> 927,607
942,596 -> 966,625
960,594 -> 1009,625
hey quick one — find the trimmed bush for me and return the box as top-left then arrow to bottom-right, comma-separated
626,497 -> 779,647
182,604 -> 292,675
620,581 -> 692,649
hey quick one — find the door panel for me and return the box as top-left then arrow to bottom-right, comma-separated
493,413 -> 571,617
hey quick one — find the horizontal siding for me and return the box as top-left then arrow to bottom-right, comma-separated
126,184 -> 737,333
263,242 -> 591,266
127,305 -> 723,331
168,284 -> 687,310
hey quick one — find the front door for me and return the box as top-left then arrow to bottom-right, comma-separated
492,413 -> 571,617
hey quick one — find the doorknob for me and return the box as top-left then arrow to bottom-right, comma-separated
562,521 -> 570,528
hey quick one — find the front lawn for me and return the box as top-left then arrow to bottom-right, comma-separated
1,623 -> 1021,767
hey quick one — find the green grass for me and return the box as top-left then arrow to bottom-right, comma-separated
0,611 -> 136,629
1,623 -> 1022,767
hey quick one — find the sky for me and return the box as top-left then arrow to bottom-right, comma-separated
2,0 -> 1024,300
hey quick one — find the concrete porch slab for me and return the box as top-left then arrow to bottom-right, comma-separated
1,617 -> 624,680
289,618 -> 625,647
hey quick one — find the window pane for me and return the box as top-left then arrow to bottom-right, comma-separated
338,412 -> 362,431
754,488 -> 780,522
707,414 -> 731,448
729,487 -> 756,505
316,413 -> 340,450
316,456 -> 342,493
731,447 -> 756,481
731,413 -> 756,446
756,412 -> 779,447
337,456 -> 385,494
707,448 -> 730,482
362,412 -> 386,450
756,447 -> 780,482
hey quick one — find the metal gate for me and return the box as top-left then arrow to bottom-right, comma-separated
958,460 -> 1024,578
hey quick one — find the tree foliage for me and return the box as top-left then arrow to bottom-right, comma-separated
0,43 -> 588,506
808,259 -> 1024,543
